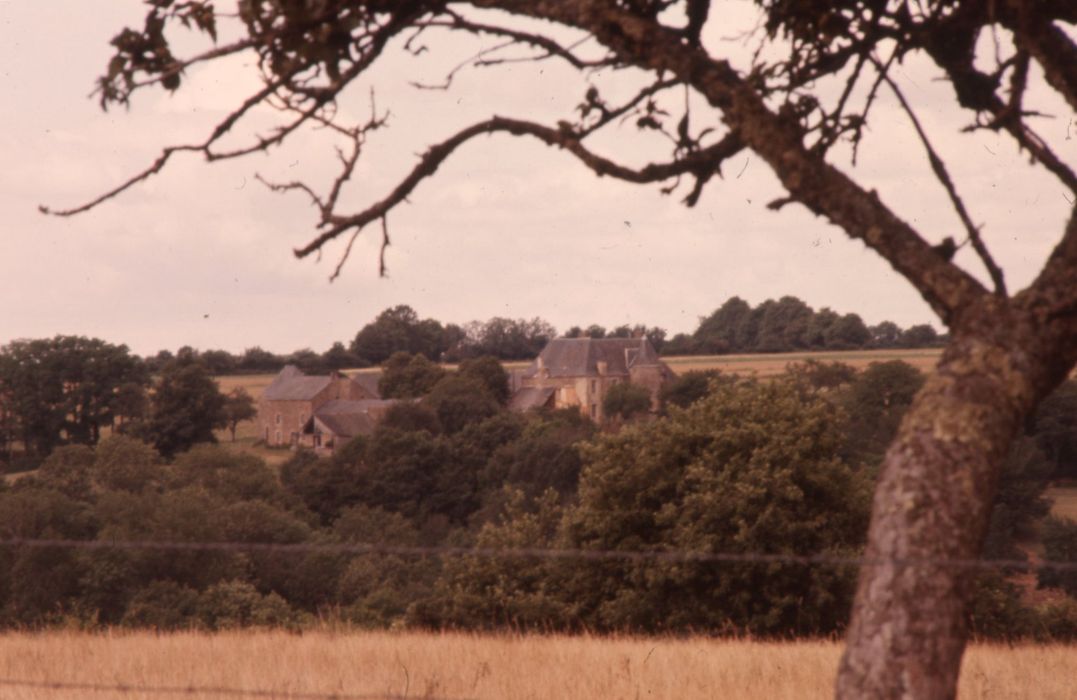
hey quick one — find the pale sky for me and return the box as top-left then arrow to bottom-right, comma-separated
1,1 -> 1073,356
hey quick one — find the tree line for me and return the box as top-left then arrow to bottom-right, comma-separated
664,296 -> 943,355
0,339 -> 254,471
142,299 -> 943,378
1,355 -> 1074,637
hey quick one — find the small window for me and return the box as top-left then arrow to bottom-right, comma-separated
275,413 -> 281,425
590,404 -> 597,419
275,431 -> 282,444
591,379 -> 597,393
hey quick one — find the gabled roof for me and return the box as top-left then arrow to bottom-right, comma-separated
522,338 -> 663,379
308,399 -> 398,438
350,372 -> 382,399
262,365 -> 332,401
509,387 -> 556,412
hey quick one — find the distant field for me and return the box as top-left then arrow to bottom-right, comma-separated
0,630 -> 1073,700
213,350 -> 942,443
663,348 -> 943,377
1047,486 -> 1077,522
216,349 -> 944,400
215,367 -> 384,397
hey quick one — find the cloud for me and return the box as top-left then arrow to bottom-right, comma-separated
2,1 -> 1072,356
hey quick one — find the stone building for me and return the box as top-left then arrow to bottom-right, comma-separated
257,365 -> 386,450
299,398 -> 398,454
510,337 -> 674,422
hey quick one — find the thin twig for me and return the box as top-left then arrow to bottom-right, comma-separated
292,117 -> 744,261
882,71 -> 1007,296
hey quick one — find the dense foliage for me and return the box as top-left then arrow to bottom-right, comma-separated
0,336 -> 146,460
664,296 -> 943,356
2,360 -> 1073,638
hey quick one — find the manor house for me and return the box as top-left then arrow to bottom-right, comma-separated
510,337 -> 674,422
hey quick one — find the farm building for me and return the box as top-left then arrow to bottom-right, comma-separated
511,337 -> 674,422
257,365 -> 391,452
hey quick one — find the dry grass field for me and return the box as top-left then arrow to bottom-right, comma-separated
1047,486 -> 1077,522
0,630 -> 1073,700
662,348 -> 943,377
214,349 -> 944,403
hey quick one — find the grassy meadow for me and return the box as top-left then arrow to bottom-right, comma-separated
0,630 -> 1073,700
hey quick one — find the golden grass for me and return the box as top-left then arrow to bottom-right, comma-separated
663,348 -> 943,377
1046,486 -> 1077,522
0,630 -> 1073,700
213,350 -> 944,402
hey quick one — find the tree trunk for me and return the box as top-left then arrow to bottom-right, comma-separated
836,295 -> 1074,698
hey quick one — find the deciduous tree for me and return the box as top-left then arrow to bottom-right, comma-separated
141,355 -> 226,458
601,381 -> 653,420
222,388 -> 258,443
0,336 -> 146,457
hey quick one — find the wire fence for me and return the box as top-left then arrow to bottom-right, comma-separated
1,536 -> 1076,572
0,678 -> 470,700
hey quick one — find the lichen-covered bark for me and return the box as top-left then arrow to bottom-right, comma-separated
836,329 -> 1023,697
836,281 -> 1077,698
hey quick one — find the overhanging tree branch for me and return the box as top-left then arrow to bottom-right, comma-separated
1002,5 -> 1077,112
882,72 -> 1007,296
493,0 -> 986,324
290,116 -> 744,259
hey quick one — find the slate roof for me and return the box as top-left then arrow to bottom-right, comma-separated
309,399 -> 398,438
262,365 -> 332,401
522,338 -> 663,378
350,372 -> 382,399
509,387 -> 556,412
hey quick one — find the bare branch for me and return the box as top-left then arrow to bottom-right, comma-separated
579,79 -> 680,137
852,47 -> 899,166
330,228 -> 362,282
41,72 -> 294,217
379,215 -> 391,277
883,72 -> 1007,296
919,22 -> 1077,194
491,0 -> 986,324
1007,11 -> 1077,112
292,116 -> 744,260
96,39 -> 254,106
44,6 -> 413,218
410,38 -> 519,91
418,12 -> 609,71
